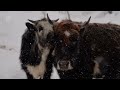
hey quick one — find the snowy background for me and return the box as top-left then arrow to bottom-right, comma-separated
0,11 -> 120,79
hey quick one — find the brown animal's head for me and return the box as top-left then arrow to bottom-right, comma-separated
52,17 -> 91,71
53,20 -> 81,71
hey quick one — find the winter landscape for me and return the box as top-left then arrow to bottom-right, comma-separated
0,11 -> 120,79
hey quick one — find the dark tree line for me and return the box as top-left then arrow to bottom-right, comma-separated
108,11 -> 112,14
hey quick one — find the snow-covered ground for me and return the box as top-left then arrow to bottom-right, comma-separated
0,11 -> 120,79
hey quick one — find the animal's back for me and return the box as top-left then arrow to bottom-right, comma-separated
82,23 -> 120,47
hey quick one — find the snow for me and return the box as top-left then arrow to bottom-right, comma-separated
0,11 -> 120,79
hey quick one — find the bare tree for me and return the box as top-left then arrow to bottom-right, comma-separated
66,11 -> 71,20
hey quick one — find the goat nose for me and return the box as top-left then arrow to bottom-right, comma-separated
59,61 -> 69,66
57,61 -> 73,71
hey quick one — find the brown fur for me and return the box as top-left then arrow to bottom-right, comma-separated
53,20 -> 82,79
84,23 -> 120,46
53,20 -> 81,45
79,22 -> 120,79
53,19 -> 120,79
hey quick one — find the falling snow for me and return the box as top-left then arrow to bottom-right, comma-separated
0,11 -> 120,79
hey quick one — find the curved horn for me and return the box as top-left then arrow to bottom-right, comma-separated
53,18 -> 59,22
84,16 -> 91,25
79,16 -> 91,35
28,19 -> 37,24
47,13 -> 53,24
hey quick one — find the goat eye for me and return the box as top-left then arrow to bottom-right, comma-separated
38,26 -> 43,31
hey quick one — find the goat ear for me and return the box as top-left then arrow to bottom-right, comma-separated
79,27 -> 85,36
25,22 -> 37,31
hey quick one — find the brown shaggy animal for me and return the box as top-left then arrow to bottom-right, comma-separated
78,22 -> 120,79
52,20 -> 83,79
52,17 -> 120,79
